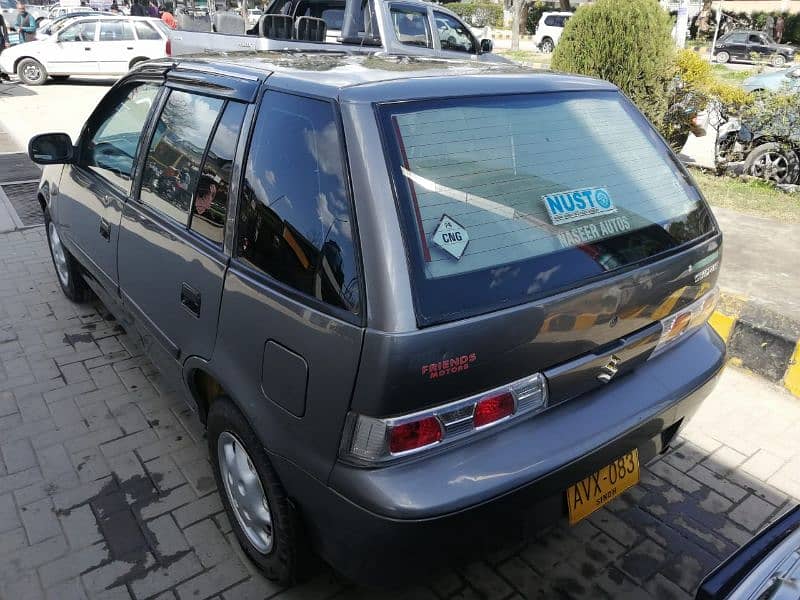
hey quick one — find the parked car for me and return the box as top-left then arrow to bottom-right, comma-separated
168,0 -> 497,61
0,16 -> 171,85
696,505 -> 800,600
532,10 -> 571,53
743,65 -> 800,93
29,52 -> 725,585
713,29 -> 796,67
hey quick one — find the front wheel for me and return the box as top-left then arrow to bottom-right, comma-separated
772,54 -> 787,68
208,397 -> 313,585
45,213 -> 90,302
716,51 -> 730,64
17,58 -> 48,85
744,142 -> 800,184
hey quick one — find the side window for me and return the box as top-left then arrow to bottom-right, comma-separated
139,90 -> 224,224
190,102 -> 247,244
236,92 -> 360,315
434,11 -> 475,53
99,20 -> 135,41
544,15 -> 557,26
81,83 -> 159,193
391,6 -> 432,48
133,20 -> 161,40
728,33 -> 746,43
748,34 -> 762,44
58,20 -> 97,42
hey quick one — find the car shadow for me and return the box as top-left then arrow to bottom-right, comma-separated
0,80 -> 36,97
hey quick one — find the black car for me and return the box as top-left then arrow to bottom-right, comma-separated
28,53 -> 725,585
714,29 -> 796,67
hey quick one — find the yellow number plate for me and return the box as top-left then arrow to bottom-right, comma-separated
566,449 -> 640,525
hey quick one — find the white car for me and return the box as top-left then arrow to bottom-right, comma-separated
532,11 -> 571,53
0,15 -> 171,85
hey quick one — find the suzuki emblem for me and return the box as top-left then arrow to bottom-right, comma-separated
597,354 -> 621,383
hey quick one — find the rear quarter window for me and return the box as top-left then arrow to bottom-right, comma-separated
379,91 -> 715,325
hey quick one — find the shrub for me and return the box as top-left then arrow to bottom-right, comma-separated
675,49 -> 751,108
551,0 -> 675,127
446,2 -> 503,28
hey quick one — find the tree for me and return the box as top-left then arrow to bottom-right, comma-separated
551,0 -> 675,127
559,0 -> 570,10
511,0 -> 522,49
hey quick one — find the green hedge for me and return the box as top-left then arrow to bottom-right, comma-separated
446,2 -> 504,28
552,0 -> 675,128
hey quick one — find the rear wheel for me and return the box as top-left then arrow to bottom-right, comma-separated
540,37 -> 554,53
44,212 -> 90,302
17,58 -> 47,85
716,51 -> 730,64
744,142 -> 800,184
208,397 -> 313,585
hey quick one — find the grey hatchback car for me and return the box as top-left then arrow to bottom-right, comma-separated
29,53 -> 725,585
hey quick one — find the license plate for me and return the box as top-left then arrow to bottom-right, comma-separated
566,449 -> 640,525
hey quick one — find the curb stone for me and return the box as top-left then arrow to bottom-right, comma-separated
710,292 -> 800,398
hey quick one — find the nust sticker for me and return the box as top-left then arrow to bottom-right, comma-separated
432,214 -> 469,260
542,187 -> 616,226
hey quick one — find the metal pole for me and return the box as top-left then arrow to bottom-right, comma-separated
710,0 -> 722,60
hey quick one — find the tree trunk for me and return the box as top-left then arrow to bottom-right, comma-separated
559,0 -> 570,10
511,0 -> 521,50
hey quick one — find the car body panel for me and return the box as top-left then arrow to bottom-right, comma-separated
743,66 -> 800,93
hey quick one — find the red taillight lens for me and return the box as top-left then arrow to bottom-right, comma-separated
166,39 -> 172,56
473,392 -> 514,428
388,417 -> 442,454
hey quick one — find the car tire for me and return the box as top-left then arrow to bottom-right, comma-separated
17,58 -> 48,85
208,397 -> 314,585
772,54 -> 787,68
716,51 -> 730,64
540,37 -> 554,53
44,211 -> 90,303
744,142 -> 800,185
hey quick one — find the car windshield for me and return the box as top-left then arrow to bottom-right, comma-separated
379,91 -> 715,325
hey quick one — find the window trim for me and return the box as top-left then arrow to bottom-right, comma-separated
230,87 -> 366,326
389,3 -> 434,50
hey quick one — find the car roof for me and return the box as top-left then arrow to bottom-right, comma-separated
150,52 -> 617,102
725,29 -> 765,35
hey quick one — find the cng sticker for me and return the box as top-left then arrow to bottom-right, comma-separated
542,187 -> 616,226
432,214 -> 469,260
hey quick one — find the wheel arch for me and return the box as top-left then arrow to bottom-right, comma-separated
129,56 -> 150,70
182,358 -> 233,426
13,55 -> 39,74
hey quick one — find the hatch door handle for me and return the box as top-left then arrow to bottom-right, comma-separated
99,217 -> 111,240
180,283 -> 201,317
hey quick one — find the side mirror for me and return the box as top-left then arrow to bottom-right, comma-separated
28,133 -> 74,165
480,38 -> 493,53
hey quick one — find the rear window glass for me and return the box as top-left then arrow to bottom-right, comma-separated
379,91 -> 715,325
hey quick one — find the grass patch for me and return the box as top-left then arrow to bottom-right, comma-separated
497,49 -> 551,68
690,167 -> 800,222
711,63 -> 760,85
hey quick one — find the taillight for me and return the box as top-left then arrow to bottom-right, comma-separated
651,286 -> 719,357
165,39 -> 172,56
389,417 -> 442,454
473,392 -> 514,428
342,373 -> 547,464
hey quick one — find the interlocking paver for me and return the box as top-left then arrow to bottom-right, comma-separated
2,227 -> 800,600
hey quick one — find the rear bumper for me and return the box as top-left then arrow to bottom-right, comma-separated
272,324 -> 726,584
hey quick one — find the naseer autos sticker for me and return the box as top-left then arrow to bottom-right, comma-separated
543,187 -> 616,226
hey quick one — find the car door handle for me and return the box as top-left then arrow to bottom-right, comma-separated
84,47 -> 91,51
180,283 -> 201,317
99,218 -> 111,241
126,46 -> 134,50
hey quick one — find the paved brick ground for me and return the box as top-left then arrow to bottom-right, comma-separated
1,227 -> 800,600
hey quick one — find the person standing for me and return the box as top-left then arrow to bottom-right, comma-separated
765,14 -> 775,39
148,0 -> 159,18
775,15 -> 785,43
161,2 -> 177,29
12,2 -> 36,43
0,13 -> 9,54
130,0 -> 147,17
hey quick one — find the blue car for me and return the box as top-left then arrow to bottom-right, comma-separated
743,66 -> 800,93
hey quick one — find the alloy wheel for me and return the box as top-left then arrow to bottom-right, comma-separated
750,150 -> 792,183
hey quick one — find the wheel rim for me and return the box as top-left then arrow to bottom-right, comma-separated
774,56 -> 785,67
48,222 -> 69,287
217,431 -> 274,554
717,52 -> 729,63
543,40 -> 553,52
22,63 -> 42,83
751,151 -> 791,183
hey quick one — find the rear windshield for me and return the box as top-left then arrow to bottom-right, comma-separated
378,91 -> 715,326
